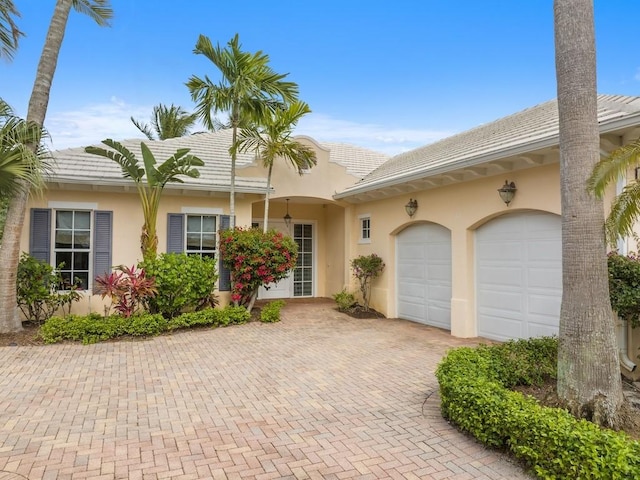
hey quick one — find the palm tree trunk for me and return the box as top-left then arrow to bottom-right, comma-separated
263,164 -> 273,233
0,0 -> 72,333
554,0 -> 624,427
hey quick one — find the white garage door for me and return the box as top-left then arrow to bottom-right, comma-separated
476,211 -> 561,341
397,223 -> 452,329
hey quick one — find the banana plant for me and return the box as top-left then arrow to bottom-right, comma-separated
85,139 -> 204,258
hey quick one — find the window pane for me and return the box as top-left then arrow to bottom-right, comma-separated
202,233 -> 216,250
187,215 -> 201,232
75,273 -> 89,290
56,252 -> 72,269
303,268 -> 312,281
303,253 -> 312,266
303,239 -> 312,252
294,269 -> 302,282
55,230 -> 73,249
294,224 -> 302,237
202,252 -> 216,259
303,283 -> 312,296
186,233 -> 200,250
60,272 -> 73,288
202,216 -> 215,232
293,283 -> 302,296
74,231 -> 90,249
75,211 -> 90,229
74,252 -> 89,270
56,211 -> 72,229
303,224 -> 312,237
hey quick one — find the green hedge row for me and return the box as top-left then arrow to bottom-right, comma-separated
41,306 -> 251,345
435,337 -> 640,479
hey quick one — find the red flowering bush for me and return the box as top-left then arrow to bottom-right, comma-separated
95,265 -> 157,317
218,227 -> 298,311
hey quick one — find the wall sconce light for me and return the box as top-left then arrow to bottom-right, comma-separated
283,198 -> 292,229
405,198 -> 418,217
498,180 -> 517,206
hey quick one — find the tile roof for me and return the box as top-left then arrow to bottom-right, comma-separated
49,130 -> 388,193
336,94 -> 640,198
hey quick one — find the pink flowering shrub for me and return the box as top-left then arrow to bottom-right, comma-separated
351,254 -> 385,311
218,227 -> 298,311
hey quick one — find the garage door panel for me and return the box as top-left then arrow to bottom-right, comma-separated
397,223 -> 452,329
477,266 -> 523,287
528,267 -> 562,289
478,290 -> 523,312
476,212 -> 561,341
477,241 -> 523,261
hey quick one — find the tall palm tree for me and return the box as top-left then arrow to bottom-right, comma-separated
85,139 -> 203,259
186,33 -> 299,227
588,138 -> 640,244
554,0 -> 623,427
235,101 -> 317,232
0,0 -> 22,61
131,103 -> 198,141
0,0 -> 113,334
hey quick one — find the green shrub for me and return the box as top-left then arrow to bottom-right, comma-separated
16,253 -> 81,324
141,253 -> 218,318
436,337 -> 640,479
260,300 -> 285,323
41,305 -> 251,344
350,254 -> 385,311
608,252 -> 640,327
332,289 -> 357,312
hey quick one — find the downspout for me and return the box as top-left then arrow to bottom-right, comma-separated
615,172 -> 637,373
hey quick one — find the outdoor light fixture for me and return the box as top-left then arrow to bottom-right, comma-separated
498,180 -> 517,206
405,198 -> 418,217
283,198 -> 292,229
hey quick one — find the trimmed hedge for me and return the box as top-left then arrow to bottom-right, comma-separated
41,306 -> 251,345
260,300 -> 285,323
436,337 -> 640,479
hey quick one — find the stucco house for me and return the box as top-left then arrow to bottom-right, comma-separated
21,94 -> 640,375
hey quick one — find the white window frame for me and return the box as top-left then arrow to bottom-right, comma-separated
359,214 -> 371,244
185,214 -> 217,258
52,209 -> 93,290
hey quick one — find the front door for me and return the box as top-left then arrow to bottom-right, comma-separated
256,221 -> 314,299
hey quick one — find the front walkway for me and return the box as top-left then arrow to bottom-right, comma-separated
0,300 -> 531,479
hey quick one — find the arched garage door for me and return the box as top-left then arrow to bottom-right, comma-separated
396,223 -> 451,329
476,211 -> 561,341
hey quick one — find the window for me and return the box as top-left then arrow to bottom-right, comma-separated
186,215 -> 216,258
360,216 -> 371,243
30,208 -> 113,292
54,210 -> 91,289
293,223 -> 313,297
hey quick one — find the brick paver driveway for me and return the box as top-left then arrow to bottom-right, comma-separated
0,300 -> 531,479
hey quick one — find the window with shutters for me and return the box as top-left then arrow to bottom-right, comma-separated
30,207 -> 112,292
359,215 -> 371,244
186,215 -> 216,258
54,210 -> 91,289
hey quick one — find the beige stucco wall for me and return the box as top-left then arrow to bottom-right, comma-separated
346,163 -> 562,337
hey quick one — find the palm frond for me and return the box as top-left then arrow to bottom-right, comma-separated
85,139 -> 143,180
0,0 -> 23,61
588,139 -> 640,198
130,116 -> 156,140
71,0 -> 113,27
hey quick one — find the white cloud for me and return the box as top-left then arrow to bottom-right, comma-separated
43,101 -> 452,156
44,98 -> 152,150
294,113 -> 453,155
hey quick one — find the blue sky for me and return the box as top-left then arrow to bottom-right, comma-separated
2,1 -> 640,155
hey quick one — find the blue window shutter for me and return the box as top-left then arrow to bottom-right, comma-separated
93,211 -> 112,290
29,208 -> 51,263
219,215 -> 232,291
167,214 -> 184,253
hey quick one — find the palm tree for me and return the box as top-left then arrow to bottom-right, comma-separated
588,138 -> 640,244
85,139 -> 204,259
0,0 -> 113,334
0,0 -> 22,60
554,0 -> 624,427
131,103 -> 198,141
235,101 -> 317,232
186,33 -> 299,227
